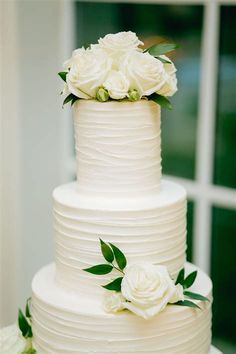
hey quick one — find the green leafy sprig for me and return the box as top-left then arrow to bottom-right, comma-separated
18,298 -> 37,353
144,42 -> 179,110
149,93 -> 172,110
83,238 -> 209,315
144,43 -> 179,59
83,238 -> 127,292
174,268 -> 209,309
18,298 -> 32,339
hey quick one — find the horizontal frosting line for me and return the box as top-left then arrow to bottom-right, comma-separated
54,225 -> 186,243
53,195 -> 186,213
55,247 -> 186,273
55,230 -> 186,252
75,113 -> 159,120
53,202 -> 186,220
55,242 -> 186,264
74,126 -> 161,136
54,233 -> 187,249
53,205 -> 186,221
54,225 -> 186,240
76,168 -> 161,180
76,152 -> 161,166
53,214 -> 186,230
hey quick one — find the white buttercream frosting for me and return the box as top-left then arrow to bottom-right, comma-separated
73,100 -> 162,196
29,98 -> 219,353
53,179 -> 186,297
31,262 -> 212,354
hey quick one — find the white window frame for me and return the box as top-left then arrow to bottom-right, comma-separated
71,0 -> 236,275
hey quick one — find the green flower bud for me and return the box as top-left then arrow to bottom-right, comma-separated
128,89 -> 141,102
22,348 -> 37,354
96,87 -> 109,102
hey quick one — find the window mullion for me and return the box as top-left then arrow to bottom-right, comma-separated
194,1 -> 220,274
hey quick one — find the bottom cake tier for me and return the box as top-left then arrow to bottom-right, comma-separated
31,262 -> 222,354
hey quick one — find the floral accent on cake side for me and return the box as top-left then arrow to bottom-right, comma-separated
0,298 -> 37,354
83,239 -> 209,320
58,31 -> 178,109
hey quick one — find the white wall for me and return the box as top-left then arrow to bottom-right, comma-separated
0,0 -> 74,326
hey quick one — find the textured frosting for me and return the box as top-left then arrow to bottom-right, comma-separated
30,98 -> 219,353
31,262 -> 212,354
53,179 -> 187,297
73,100 -> 161,197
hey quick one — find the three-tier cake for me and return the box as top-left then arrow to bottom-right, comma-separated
30,32 -> 221,354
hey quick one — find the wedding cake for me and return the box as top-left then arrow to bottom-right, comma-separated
25,32 -> 221,354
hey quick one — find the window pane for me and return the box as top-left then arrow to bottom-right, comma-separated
186,200 -> 194,262
214,6 -> 236,188
211,206 -> 236,350
75,2 -> 203,180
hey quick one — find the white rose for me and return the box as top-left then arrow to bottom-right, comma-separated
63,47 -> 86,70
121,263 -> 176,319
103,291 -> 125,313
120,51 -> 167,97
169,283 -> 184,303
0,323 -> 28,354
98,31 -> 143,56
156,55 -> 178,97
103,70 -> 130,100
66,48 -> 112,99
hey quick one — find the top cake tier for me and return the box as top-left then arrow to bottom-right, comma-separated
73,100 -> 161,197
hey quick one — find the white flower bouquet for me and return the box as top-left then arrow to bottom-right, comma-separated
59,31 -> 178,109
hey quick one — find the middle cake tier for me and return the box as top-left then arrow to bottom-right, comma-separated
53,179 -> 187,298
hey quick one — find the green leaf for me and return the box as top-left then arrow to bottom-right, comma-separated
175,300 -> 201,309
63,93 -> 78,106
58,71 -> 68,82
100,239 -> 114,263
175,268 -> 185,285
146,43 -> 179,56
102,277 -> 123,292
156,56 -> 172,64
149,93 -> 172,110
109,243 -> 127,270
25,298 -> 31,318
183,270 -> 198,289
184,291 -> 210,302
18,309 -> 32,338
83,264 -> 113,275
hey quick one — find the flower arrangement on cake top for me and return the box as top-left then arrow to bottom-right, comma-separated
58,31 -> 178,109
